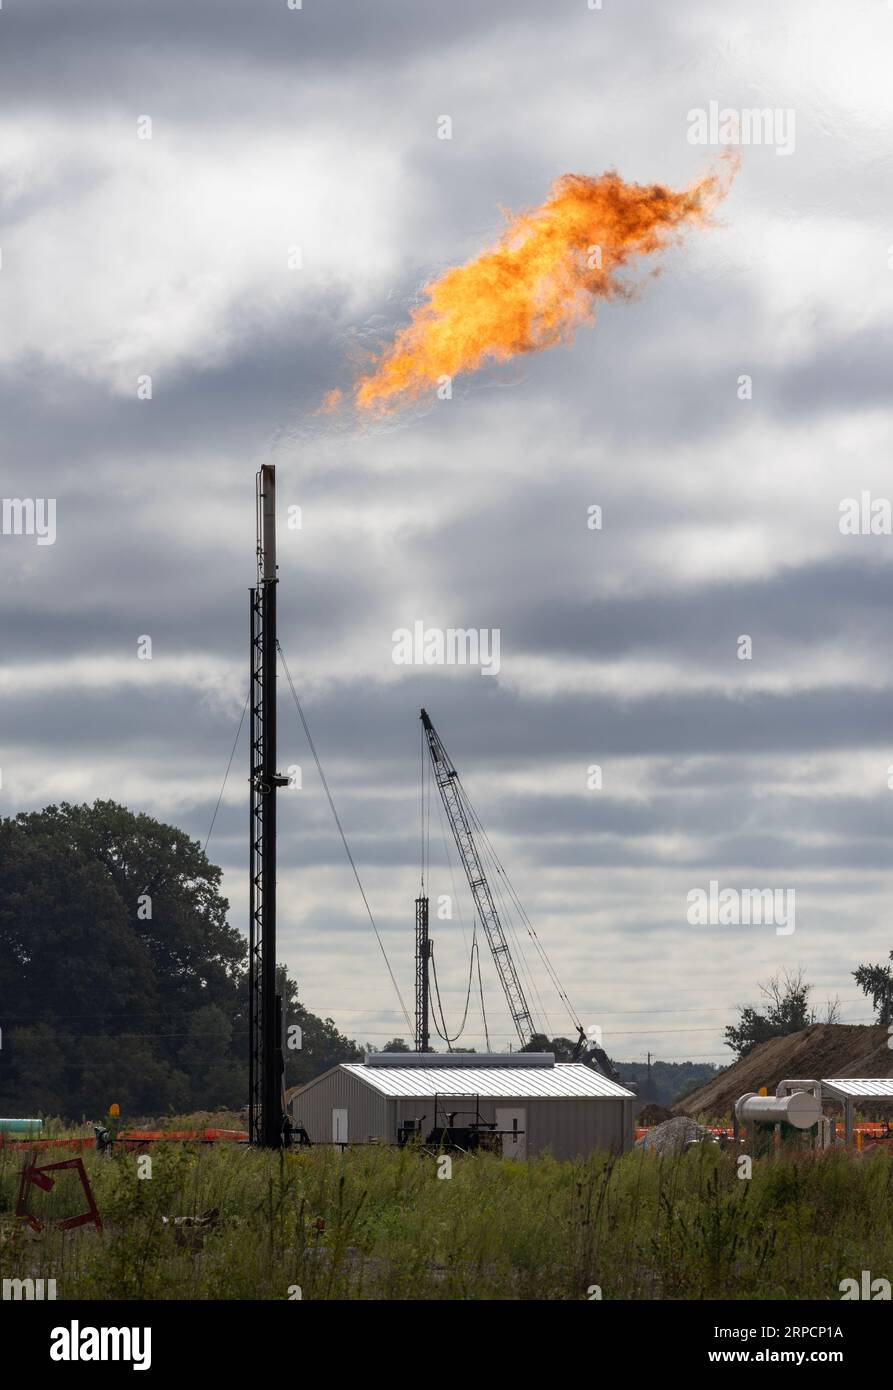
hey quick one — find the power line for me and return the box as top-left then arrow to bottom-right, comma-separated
430,936 -> 476,1048
277,642 -> 413,1036
464,788 -> 580,1034
475,939 -> 491,1050
431,778 -> 471,954
475,819 -> 552,1035
203,693 -> 249,853
420,720 -> 426,892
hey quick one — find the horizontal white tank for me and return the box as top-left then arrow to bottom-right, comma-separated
735,1091 -> 821,1129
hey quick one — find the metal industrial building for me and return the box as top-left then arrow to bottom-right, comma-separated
821,1078 -> 893,1144
287,1052 -> 635,1159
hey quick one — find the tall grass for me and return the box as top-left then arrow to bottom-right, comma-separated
1,1134 -> 890,1300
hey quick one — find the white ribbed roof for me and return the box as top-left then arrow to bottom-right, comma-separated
822,1078 -> 893,1099
341,1062 -> 634,1099
364,1052 -> 555,1069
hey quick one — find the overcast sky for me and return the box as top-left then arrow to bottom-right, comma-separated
2,0 -> 892,1067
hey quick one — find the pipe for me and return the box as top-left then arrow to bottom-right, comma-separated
0,1118 -> 43,1135
735,1091 -> 821,1130
775,1078 -> 821,1100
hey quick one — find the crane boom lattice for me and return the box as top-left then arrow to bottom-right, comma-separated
420,709 -> 536,1046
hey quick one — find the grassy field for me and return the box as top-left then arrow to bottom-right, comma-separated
2,1125 -> 892,1300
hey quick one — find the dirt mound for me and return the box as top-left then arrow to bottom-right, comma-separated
674,1023 -> 892,1120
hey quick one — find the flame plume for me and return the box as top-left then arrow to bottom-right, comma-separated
341,162 -> 734,415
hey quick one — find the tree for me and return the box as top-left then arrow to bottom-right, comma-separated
611,1060 -> 721,1106
853,953 -> 893,1025
522,1031 -> 619,1079
0,800 -> 367,1120
523,1033 -> 577,1061
822,995 -> 843,1025
179,1005 -> 244,1109
724,969 -> 815,1060
279,966 -> 363,1088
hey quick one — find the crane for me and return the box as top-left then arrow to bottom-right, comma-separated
421,709 -> 535,1044
420,708 -> 540,1046
420,709 -> 619,1079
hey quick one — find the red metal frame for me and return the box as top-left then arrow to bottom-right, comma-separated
15,1157 -> 102,1233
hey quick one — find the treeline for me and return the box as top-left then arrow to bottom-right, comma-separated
17,800 -> 886,1122
612,1060 -> 720,1107
0,802 -> 361,1120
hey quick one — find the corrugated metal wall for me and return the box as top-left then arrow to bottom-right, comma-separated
394,1095 -> 632,1158
290,1070 -> 632,1157
526,1097 -> 634,1159
289,1067 -> 391,1144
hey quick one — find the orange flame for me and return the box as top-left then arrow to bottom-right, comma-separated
346,162 -> 734,415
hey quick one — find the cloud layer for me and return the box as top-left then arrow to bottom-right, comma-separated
2,0 -> 892,1063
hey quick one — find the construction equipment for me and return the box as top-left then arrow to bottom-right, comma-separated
571,1024 -> 619,1081
397,1117 -> 426,1146
420,709 -> 612,1073
424,1097 -> 503,1155
421,709 -> 535,1044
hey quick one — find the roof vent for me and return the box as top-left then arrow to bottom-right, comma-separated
364,1052 -> 556,1069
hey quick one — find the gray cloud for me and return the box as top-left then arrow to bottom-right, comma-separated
1,0 -> 891,1062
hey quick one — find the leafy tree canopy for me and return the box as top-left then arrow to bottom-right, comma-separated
853,953 -> 893,1025
724,969 -> 818,1060
522,1032 -> 578,1061
0,801 -> 363,1119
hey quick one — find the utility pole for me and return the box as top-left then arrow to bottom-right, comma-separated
415,895 -> 431,1052
249,465 -> 290,1148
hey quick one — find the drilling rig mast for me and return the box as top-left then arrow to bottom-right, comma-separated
414,894 -> 431,1052
249,466 -> 290,1148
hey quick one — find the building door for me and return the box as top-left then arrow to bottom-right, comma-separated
332,1108 -> 348,1146
495,1107 -> 527,1159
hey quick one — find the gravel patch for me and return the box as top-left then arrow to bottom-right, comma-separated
635,1116 -> 711,1154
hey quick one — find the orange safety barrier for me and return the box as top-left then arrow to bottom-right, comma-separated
0,1136 -> 95,1151
1,1127 -> 248,1151
634,1122 -> 893,1143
